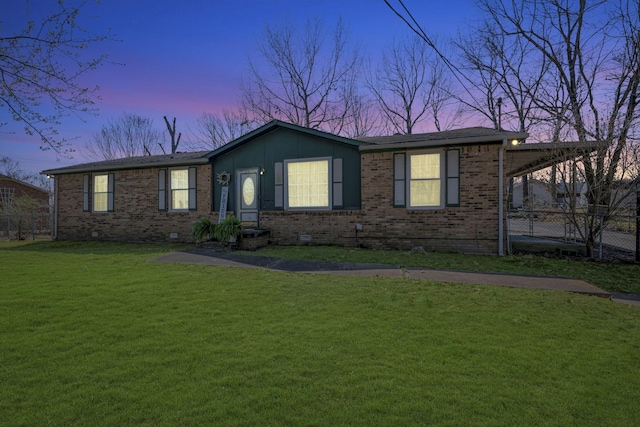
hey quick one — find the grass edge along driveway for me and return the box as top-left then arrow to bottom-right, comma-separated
240,245 -> 640,294
1,241 -> 639,426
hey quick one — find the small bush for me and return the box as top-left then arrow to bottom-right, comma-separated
214,215 -> 243,244
190,217 -> 216,244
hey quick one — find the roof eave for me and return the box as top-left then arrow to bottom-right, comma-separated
359,132 -> 529,152
0,174 -> 50,194
41,157 -> 210,176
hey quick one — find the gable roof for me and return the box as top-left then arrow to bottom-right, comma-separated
41,151 -> 211,175
0,173 -> 49,195
358,127 -> 529,151
205,120 -> 362,158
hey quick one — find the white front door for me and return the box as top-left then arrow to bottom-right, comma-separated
237,169 -> 259,227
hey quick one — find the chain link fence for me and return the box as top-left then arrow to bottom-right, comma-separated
508,209 -> 638,262
1,212 -> 53,241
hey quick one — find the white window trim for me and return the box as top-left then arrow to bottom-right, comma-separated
168,168 -> 189,212
92,173 -> 113,213
407,150 -> 445,210
284,156 -> 332,211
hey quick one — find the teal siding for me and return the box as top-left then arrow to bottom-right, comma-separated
212,127 -> 361,212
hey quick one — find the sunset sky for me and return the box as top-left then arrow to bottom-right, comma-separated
1,0 -> 477,176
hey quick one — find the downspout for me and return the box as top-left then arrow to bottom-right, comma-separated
53,176 -> 58,240
498,139 -> 507,256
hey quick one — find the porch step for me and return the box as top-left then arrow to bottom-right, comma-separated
239,228 -> 271,251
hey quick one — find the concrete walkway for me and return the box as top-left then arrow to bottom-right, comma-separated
150,248 -> 639,305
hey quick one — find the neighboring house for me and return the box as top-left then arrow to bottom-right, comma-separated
611,180 -> 639,211
511,179 -> 589,210
555,182 -> 588,208
42,120 -> 589,255
511,179 -> 556,209
0,173 -> 50,211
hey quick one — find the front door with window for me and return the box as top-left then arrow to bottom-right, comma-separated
237,169 -> 259,227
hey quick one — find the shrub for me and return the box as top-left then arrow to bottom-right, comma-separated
190,217 -> 216,244
214,215 -> 243,244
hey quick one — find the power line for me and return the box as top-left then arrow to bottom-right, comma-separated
383,0 -> 483,109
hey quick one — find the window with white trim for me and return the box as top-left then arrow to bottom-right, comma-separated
285,158 -> 331,210
93,175 -> 109,211
160,167 -> 196,212
86,173 -> 114,213
409,153 -> 442,208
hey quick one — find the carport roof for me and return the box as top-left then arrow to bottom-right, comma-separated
358,127 -> 598,177
506,141 -> 599,177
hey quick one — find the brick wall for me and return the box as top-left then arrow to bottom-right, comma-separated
55,165 -> 212,242
357,146 -> 504,254
0,176 -> 50,209
53,145 -> 507,254
260,210 -> 364,246
257,145 -> 506,254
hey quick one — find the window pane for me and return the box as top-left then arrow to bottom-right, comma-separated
410,180 -> 441,207
170,169 -> 189,210
93,174 -> 109,212
94,175 -> 108,192
287,160 -> 329,208
94,193 -> 108,211
410,154 -> 440,179
171,170 -> 188,190
172,189 -> 189,210
242,175 -> 255,207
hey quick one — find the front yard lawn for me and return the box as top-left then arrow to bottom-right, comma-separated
1,241 -> 639,426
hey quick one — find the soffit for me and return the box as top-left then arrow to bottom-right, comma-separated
506,142 -> 599,177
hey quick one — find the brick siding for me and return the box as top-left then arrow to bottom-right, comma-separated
258,145 -> 506,254
0,176 -> 50,210
55,165 -> 212,242
54,145 -> 507,254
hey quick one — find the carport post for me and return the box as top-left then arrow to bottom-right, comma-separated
498,139 -> 507,256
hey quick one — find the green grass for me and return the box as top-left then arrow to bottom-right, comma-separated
2,241 -> 640,426
241,245 -> 640,294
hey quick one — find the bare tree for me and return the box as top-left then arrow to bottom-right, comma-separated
0,157 -> 51,191
478,0 -> 640,256
242,17 -> 364,134
428,61 -> 463,132
366,34 -> 436,134
185,110 -> 257,151
164,116 -> 181,154
0,0 -> 112,154
387,0 -> 640,257
455,20 -> 549,205
84,113 -> 163,161
341,92 -> 379,138
0,157 -> 26,181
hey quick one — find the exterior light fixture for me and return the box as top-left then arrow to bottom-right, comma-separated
510,139 -> 520,146
260,168 -> 265,175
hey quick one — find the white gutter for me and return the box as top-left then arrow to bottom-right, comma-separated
53,176 -> 58,240
498,139 -> 507,256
